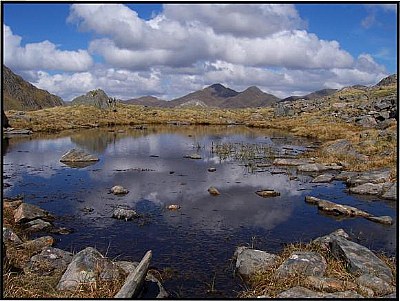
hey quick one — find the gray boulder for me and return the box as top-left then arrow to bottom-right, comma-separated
324,139 -> 368,161
60,149 -> 99,167
111,185 -> 129,195
3,227 -> 23,245
71,89 -> 112,109
255,190 -> 280,197
275,251 -> 327,278
14,203 -> 54,224
297,163 -> 342,172
273,158 -> 314,166
349,183 -> 385,195
24,219 -> 52,232
57,247 -> 123,291
311,174 -> 334,183
24,247 -> 73,276
235,247 -> 280,277
276,286 -> 363,298
382,182 -> 397,200
329,235 -> 393,283
346,169 -> 391,186
355,273 -> 395,296
312,228 -> 350,250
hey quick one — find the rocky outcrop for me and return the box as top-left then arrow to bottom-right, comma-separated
3,65 -> 64,111
14,203 -> 54,224
71,89 -> 113,109
234,246 -> 280,277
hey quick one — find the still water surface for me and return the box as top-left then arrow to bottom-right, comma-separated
3,125 -> 397,298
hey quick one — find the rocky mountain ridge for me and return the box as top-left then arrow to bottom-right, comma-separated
3,65 -> 64,111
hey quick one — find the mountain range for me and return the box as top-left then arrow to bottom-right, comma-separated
2,65 -> 397,111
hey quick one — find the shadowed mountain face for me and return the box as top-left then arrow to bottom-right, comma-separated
281,89 -> 338,102
3,65 -> 64,111
220,86 -> 280,108
123,96 -> 167,107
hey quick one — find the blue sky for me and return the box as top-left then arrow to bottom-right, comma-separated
3,3 -> 397,101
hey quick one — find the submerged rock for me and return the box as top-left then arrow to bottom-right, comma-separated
255,190 -> 280,197
166,204 -> 180,210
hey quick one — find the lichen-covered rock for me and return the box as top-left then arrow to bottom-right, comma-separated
235,247 -> 280,277
18,236 -> 55,254
3,227 -> 23,245
297,163 -> 342,172
312,228 -> 350,250
24,247 -> 73,276
355,273 -> 395,296
329,235 -> 393,283
110,185 -> 129,195
112,208 -> 138,221
57,247 -> 123,291
275,251 -> 327,279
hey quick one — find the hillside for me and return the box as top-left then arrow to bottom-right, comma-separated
123,96 -> 167,107
3,65 -> 64,111
281,89 -> 338,102
221,86 -> 280,108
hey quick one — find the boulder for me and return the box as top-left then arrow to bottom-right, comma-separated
60,149 -> 99,166
112,208 -> 139,221
3,227 -> 23,245
235,247 -> 280,278
24,247 -> 73,276
111,185 -> 129,195
18,236 -> 55,254
207,167 -> 217,172
324,139 -> 368,161
346,169 -> 391,186
382,182 -> 397,200
3,199 -> 23,209
276,286 -> 363,298
355,273 -> 395,296
356,115 -> 378,128
311,174 -> 334,183
166,204 -> 180,210
312,228 -> 350,250
275,251 -> 327,279
57,247 -> 123,291
305,196 -> 371,218
255,190 -> 280,197
24,219 -> 52,232
349,183 -> 385,195
329,235 -> 393,283
208,187 -> 220,196
14,203 -> 54,224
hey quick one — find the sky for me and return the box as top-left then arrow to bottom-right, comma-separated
2,3 -> 398,101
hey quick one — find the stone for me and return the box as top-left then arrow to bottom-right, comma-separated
24,219 -> 52,232
334,171 -> 359,181
208,167 -> 217,172
382,182 -> 397,200
329,235 -> 393,283
355,273 -> 395,295
166,204 -> 180,210
208,187 -> 220,196
356,115 -> 377,127
273,158 -> 314,166
112,208 -> 139,221
313,228 -> 350,250
365,215 -> 393,225
305,196 -> 372,218
3,199 -> 23,209
14,203 -> 54,224
24,247 -> 73,276
324,139 -> 368,161
18,236 -> 55,254
57,247 -> 123,291
349,183 -> 385,195
297,163 -> 342,172
116,259 -> 169,298
111,185 -> 129,195
183,154 -> 202,159
276,286 -> 321,298
304,275 -> 358,293
60,148 -> 99,162
3,227 -> 23,245
380,292 -> 397,298
311,174 -> 334,183
275,251 -> 327,279
255,190 -> 280,197
346,169 -> 391,186
235,247 -> 280,277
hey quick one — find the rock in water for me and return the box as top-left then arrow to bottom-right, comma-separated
111,185 -> 129,195
60,149 -> 99,167
255,190 -> 280,197
208,187 -> 220,196
14,203 -> 54,223
112,208 -> 138,221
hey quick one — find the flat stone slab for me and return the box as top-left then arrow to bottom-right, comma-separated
235,247 -> 280,277
273,158 -> 314,166
329,235 -> 393,283
24,219 -> 52,232
382,182 -> 397,200
304,275 -> 357,293
275,251 -> 327,278
60,149 -> 99,167
311,174 -> 334,183
349,183 -> 385,195
346,169 -> 391,186
297,163 -> 343,172
305,196 -> 371,217
183,154 -> 202,159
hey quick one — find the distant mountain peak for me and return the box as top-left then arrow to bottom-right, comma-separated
375,74 -> 397,87
206,83 -> 239,98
